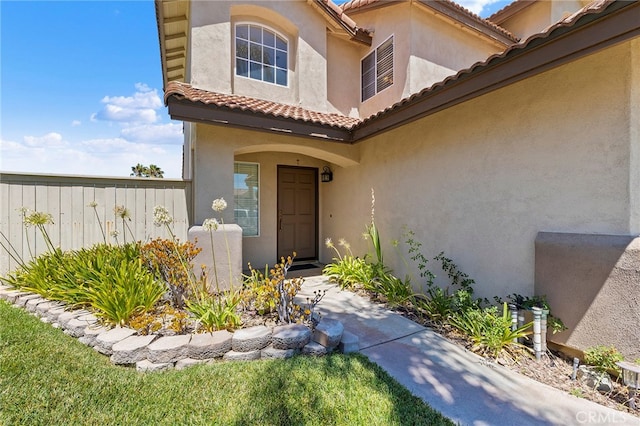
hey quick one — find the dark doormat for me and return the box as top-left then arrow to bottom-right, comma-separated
288,263 -> 319,272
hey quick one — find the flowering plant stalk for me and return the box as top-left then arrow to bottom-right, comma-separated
204,197 -> 234,289
153,205 -> 196,296
87,201 -> 106,244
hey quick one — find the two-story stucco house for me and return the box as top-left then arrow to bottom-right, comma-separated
155,0 -> 640,358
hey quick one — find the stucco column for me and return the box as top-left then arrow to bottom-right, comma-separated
193,125 -> 236,225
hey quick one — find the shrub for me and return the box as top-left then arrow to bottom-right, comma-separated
186,289 -> 242,332
87,258 -> 165,325
245,254 -> 321,325
449,303 -> 532,359
584,345 -> 624,373
140,238 -> 202,308
323,238 -> 376,289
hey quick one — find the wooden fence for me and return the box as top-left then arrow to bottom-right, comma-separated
0,172 -> 191,275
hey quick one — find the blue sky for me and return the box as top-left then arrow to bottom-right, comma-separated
1,0 -> 511,179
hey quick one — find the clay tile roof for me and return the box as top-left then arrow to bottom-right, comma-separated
341,0 -> 518,43
164,81 -> 361,129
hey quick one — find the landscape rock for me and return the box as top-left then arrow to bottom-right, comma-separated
223,349 -> 261,361
261,345 -> 297,360
147,335 -> 191,363
57,309 -> 92,329
15,293 -> 42,308
188,331 -> 232,360
136,359 -> 174,372
45,305 -> 68,322
78,325 -> 110,347
302,341 -> 327,356
338,330 -> 359,353
232,325 -> 271,352
111,335 -> 157,365
271,324 -> 311,350
175,358 -> 208,370
0,290 -> 31,303
577,366 -> 613,393
25,296 -> 49,313
95,327 -> 137,355
64,314 -> 99,338
313,319 -> 344,349
35,301 -> 65,317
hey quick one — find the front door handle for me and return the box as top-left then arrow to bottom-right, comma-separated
278,210 -> 283,231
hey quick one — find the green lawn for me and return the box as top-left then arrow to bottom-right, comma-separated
0,301 -> 453,425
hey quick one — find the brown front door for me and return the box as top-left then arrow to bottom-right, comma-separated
277,166 -> 318,261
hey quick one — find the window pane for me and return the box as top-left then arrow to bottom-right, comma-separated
250,26 -> 262,43
263,66 -> 275,83
276,68 -> 287,86
234,162 -> 259,237
250,61 -> 262,80
236,25 -> 248,40
250,43 -> 261,62
276,35 -> 287,50
236,59 -> 248,77
263,47 -> 274,65
275,51 -> 287,69
263,30 -> 275,47
236,39 -> 248,59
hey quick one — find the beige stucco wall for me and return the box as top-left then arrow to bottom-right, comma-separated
497,0 -> 587,41
535,232 -> 640,359
192,123 -> 360,268
407,5 -> 504,97
189,1 -> 330,112
326,34 -> 367,117
348,2 -> 506,118
322,41 -> 634,300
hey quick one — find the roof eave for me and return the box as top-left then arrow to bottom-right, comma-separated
166,97 -> 354,143
311,0 -> 373,45
417,0 -> 517,46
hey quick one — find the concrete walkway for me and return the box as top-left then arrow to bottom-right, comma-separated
298,276 -> 640,426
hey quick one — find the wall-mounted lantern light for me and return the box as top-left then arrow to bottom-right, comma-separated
321,166 -> 333,183
617,361 -> 640,409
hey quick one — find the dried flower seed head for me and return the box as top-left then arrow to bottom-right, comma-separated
153,205 -> 173,226
88,201 -> 98,208
23,211 -> 54,227
18,206 -> 30,216
211,197 -> 227,212
113,205 -> 131,220
325,238 -> 334,248
202,218 -> 219,231
110,230 -> 120,238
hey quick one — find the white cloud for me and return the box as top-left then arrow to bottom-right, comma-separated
23,132 -> 66,148
120,123 -> 183,145
456,0 -> 504,15
92,83 -> 163,125
2,84 -> 183,178
1,134 -> 182,178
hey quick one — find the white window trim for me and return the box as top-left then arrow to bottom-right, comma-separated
234,161 -> 260,237
361,34 -> 394,102
234,22 -> 289,88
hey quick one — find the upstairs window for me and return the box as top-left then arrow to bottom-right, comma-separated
361,35 -> 394,102
235,24 -> 288,86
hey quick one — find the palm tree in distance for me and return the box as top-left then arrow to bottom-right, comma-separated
130,163 -> 164,178
147,164 -> 164,178
130,163 -> 148,177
